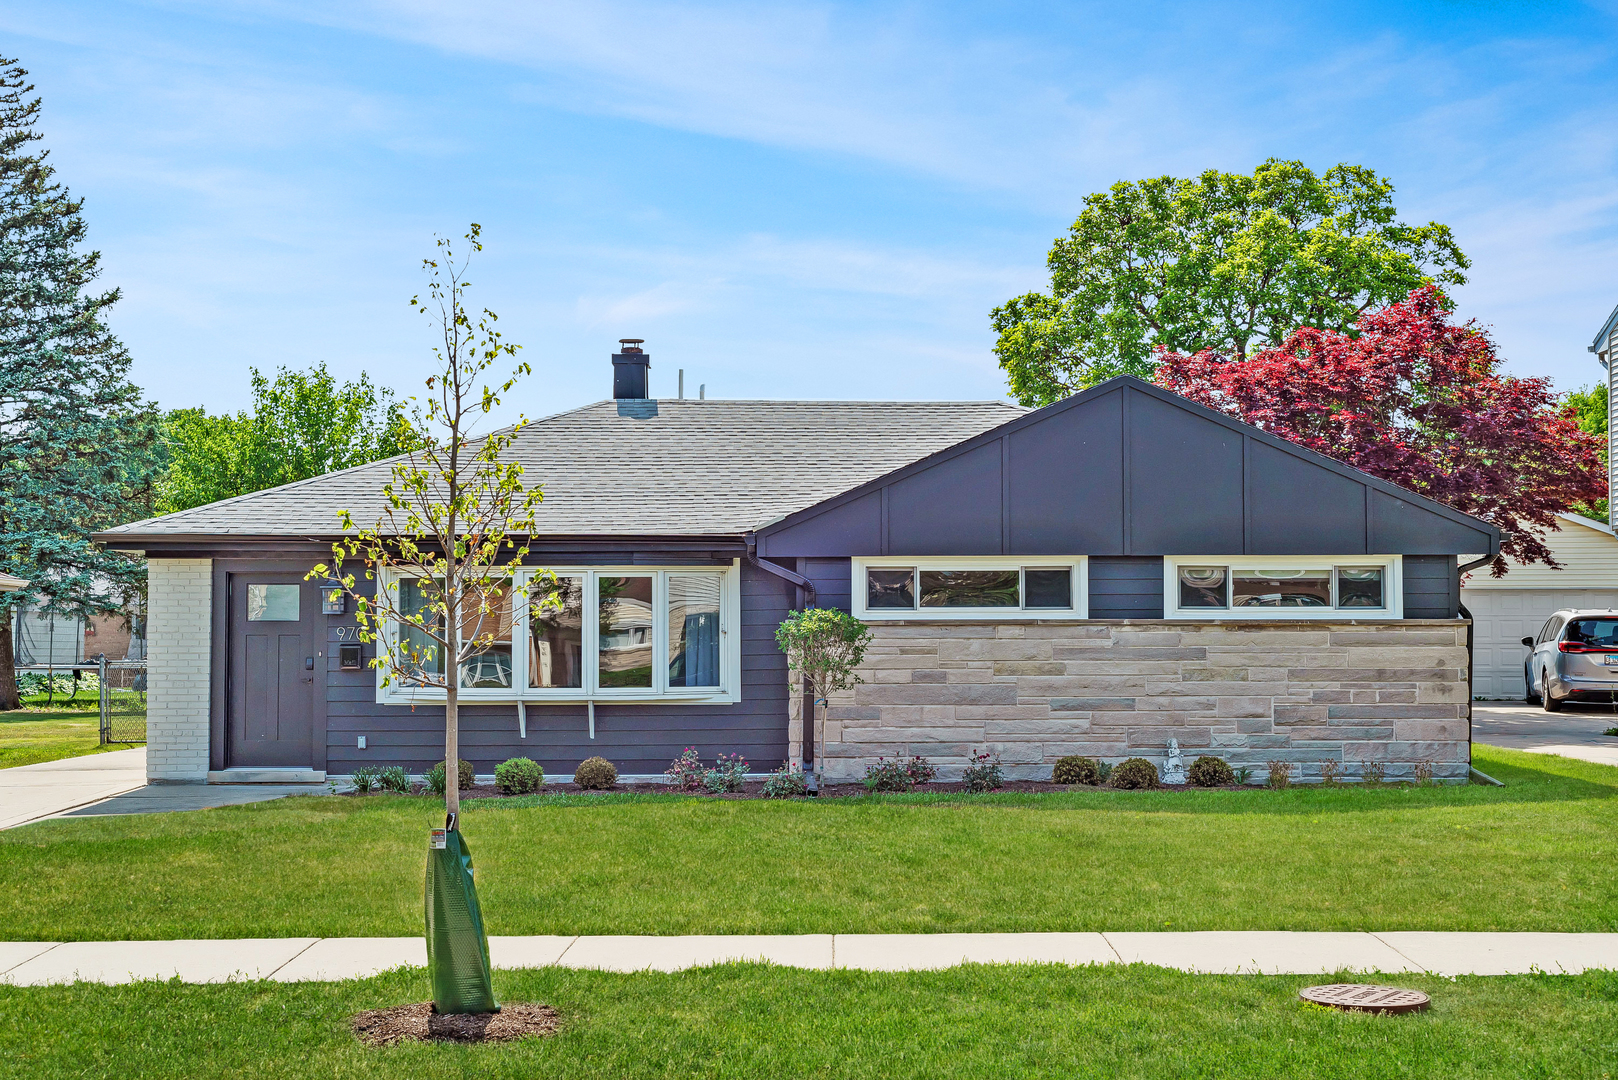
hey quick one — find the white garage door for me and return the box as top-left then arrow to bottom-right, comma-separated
1463,587 -> 1618,699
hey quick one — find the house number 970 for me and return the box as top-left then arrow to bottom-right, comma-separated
334,626 -> 364,641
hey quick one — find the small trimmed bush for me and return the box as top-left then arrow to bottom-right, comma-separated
702,752 -> 749,794
425,758 -> 474,796
349,765 -> 381,793
761,763 -> 809,798
863,756 -> 936,793
495,757 -> 543,795
1266,760 -> 1294,790
963,749 -> 1003,793
574,756 -> 617,790
378,765 -> 410,793
1052,755 -> 1099,785
1187,755 -> 1234,788
665,747 -> 706,792
1109,757 -> 1159,790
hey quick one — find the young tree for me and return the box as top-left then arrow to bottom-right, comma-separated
1156,287 -> 1606,575
159,362 -> 416,514
991,160 -> 1470,404
775,608 -> 873,774
313,225 -> 541,1014
0,58 -> 160,709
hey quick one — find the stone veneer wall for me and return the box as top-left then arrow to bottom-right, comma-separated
145,558 -> 213,782
817,620 -> 1470,784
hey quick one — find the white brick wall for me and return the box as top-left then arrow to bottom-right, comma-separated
146,559 -> 213,782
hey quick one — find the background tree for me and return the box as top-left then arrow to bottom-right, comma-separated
159,361 -> 415,514
313,226 -> 541,1013
1156,287 -> 1605,575
1563,381 -> 1608,522
991,160 -> 1471,404
0,59 -> 161,709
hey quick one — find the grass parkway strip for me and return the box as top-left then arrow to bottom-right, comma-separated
2,745 -> 1615,941
2,965 -> 1615,1079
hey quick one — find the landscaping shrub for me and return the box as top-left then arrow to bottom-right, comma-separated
1233,766 -> 1250,785
761,763 -> 810,798
378,766 -> 410,793
574,756 -> 618,790
1187,755 -> 1233,788
1318,759 -> 1342,786
1109,757 -> 1159,790
665,747 -> 706,792
1360,761 -> 1385,786
425,758 -> 474,796
349,765 -> 381,793
962,749 -> 1003,793
702,753 -> 749,794
1413,759 -> 1436,787
863,755 -> 936,793
1097,760 -> 1114,783
495,757 -> 543,795
1266,760 -> 1293,790
1052,755 -> 1099,785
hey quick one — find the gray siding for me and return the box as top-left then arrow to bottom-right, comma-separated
757,380 -> 1499,562
1088,557 -> 1165,619
322,559 -> 794,777
799,557 -> 853,614
1403,555 -> 1460,619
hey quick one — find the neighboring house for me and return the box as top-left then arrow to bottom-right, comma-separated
98,347 -> 1499,786
10,604 -> 146,666
1464,513 -> 1618,700
1592,299 -> 1618,509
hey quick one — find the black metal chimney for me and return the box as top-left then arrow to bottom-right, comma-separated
612,339 -> 650,399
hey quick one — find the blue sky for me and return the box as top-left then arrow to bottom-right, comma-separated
6,0 -> 1618,423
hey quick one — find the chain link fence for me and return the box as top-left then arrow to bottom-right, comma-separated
15,658 -> 147,745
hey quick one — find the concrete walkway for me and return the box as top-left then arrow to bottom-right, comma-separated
3,932 -> 1615,985
59,781 -> 330,818
1472,701 -> 1618,767
0,747 -> 146,829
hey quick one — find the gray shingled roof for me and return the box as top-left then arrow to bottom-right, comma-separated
103,398 -> 1025,540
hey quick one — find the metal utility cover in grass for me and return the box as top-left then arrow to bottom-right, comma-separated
1299,984 -> 1430,1014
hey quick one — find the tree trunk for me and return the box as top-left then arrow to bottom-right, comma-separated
445,681 -> 459,817
0,618 -> 18,711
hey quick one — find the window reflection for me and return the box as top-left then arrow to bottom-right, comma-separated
919,569 -> 1020,607
1232,569 -> 1331,607
529,575 -> 585,689
598,575 -> 654,688
397,578 -> 446,677
668,574 -> 721,688
459,582 -> 514,689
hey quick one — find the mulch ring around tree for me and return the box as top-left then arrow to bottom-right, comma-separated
352,1003 -> 561,1046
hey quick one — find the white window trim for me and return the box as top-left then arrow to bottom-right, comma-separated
1163,555 -> 1403,621
852,556 -> 1089,621
376,561 -> 742,706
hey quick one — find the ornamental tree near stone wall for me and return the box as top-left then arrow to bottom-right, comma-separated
1155,286 -> 1606,575
776,607 -> 873,770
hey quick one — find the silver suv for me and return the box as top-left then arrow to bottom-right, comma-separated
1522,609 -> 1618,710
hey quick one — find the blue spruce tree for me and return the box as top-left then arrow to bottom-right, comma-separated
0,58 -> 160,709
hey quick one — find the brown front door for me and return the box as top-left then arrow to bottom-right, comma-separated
228,575 -> 316,769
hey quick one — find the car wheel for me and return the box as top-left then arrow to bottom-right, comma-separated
1542,670 -> 1564,712
1524,661 -> 1542,705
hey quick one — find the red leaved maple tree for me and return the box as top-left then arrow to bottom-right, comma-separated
1155,286 -> 1605,576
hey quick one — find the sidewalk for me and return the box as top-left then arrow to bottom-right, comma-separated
4,932 -> 1616,985
0,747 -> 146,829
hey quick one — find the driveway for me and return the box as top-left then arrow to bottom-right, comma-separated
0,747 -> 146,829
1472,701 -> 1618,768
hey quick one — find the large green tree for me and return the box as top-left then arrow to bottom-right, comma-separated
159,362 -> 415,514
0,59 -> 160,709
1565,381 -> 1608,522
990,159 -> 1471,405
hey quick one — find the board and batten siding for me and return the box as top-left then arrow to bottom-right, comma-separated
322,559 -> 795,777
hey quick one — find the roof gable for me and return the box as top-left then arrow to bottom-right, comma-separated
754,377 -> 1501,559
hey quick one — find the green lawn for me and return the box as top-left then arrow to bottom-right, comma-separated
4,744 -> 1614,941
3,965 -> 1614,1079
0,689 -> 146,769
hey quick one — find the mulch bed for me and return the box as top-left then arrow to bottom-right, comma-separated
349,779 -> 1249,799
352,1002 -> 561,1046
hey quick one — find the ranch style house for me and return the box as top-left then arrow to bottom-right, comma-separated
99,344 -> 1499,786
